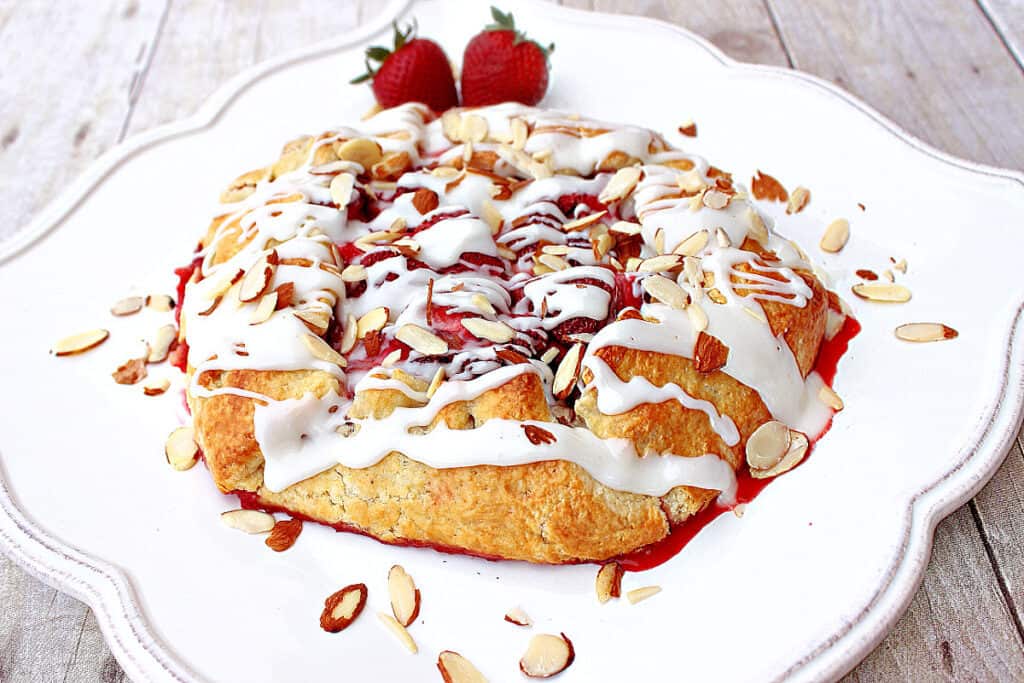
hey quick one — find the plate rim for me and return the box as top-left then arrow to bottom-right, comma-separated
1,1 -> 1022,681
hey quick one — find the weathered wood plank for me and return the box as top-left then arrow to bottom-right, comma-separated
977,0 -> 1024,70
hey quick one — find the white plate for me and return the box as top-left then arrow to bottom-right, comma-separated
2,1 -> 1023,681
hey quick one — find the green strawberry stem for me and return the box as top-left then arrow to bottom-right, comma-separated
487,6 -> 554,56
350,20 -> 419,84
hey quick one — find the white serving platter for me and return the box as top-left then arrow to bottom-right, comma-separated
2,0 -> 1023,680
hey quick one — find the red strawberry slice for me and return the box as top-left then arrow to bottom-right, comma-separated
461,7 -> 553,107
352,21 -> 458,113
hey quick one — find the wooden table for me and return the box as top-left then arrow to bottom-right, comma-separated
1,1 -> 1022,680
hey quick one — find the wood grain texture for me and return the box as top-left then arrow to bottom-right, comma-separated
1,0 -> 1023,681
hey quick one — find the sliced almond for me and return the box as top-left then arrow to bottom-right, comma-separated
642,275 -> 687,309
595,562 -> 624,604
341,264 -> 367,282
145,325 -> 176,364
146,294 -> 175,312
460,114 -> 489,143
820,218 -> 850,253
111,296 -> 144,316
715,227 -> 732,248
693,331 -> 729,372
552,342 -> 583,400
320,583 -> 368,633
598,166 -> 642,204
519,633 -> 575,679
751,170 -> 788,202
787,186 -> 811,214
702,189 -> 730,210
336,137 -> 383,170
52,328 -> 109,356
265,518 -> 302,552
112,357 -> 148,385
745,420 -> 791,471
381,349 -> 402,367
339,314 -> 358,354
411,187 -> 440,214
510,117 -> 529,149
427,366 -> 445,399
396,323 -> 448,356
143,377 -> 171,397
894,322 -> 959,343
537,253 -> 569,272
295,308 -> 330,336
687,302 -> 709,332
818,384 -> 844,410
164,426 -> 198,471
357,306 -> 389,338
388,565 -> 421,627
461,317 -> 516,343
745,207 -> 769,245
504,607 -> 532,627
470,293 -> 496,316
610,220 -> 642,236
437,650 -> 488,683
851,282 -> 911,303
329,172 -> 356,207
673,229 -> 709,257
638,254 -> 682,274
480,199 -> 504,234
377,612 -> 417,653
238,251 -> 278,303
220,509 -> 276,534
626,585 -> 662,604
249,292 -> 278,325
562,210 -> 607,233
441,111 -> 463,142
750,430 -> 809,479
302,333 -> 347,367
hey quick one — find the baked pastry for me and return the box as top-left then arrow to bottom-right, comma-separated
178,103 -> 847,564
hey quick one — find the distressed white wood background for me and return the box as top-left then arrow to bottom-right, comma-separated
1,0 -> 1022,680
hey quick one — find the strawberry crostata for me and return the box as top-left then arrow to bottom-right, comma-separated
178,103 -> 849,564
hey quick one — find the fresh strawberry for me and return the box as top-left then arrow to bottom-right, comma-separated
351,20 -> 458,113
461,7 -> 554,107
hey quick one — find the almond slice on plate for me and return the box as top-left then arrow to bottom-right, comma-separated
894,322 -> 959,343
302,333 -> 347,367
437,650 -> 488,683
265,518 -> 302,552
851,282 -> 911,303
145,294 -> 175,312
164,426 -> 198,471
552,343 -> 583,400
388,564 -> 421,627
626,585 -> 662,604
396,324 -> 448,356
377,612 -> 418,653
111,296 -> 144,316
598,166 -> 642,204
461,317 -> 516,343
595,562 -> 624,604
112,357 -> 148,385
320,583 -> 368,633
52,329 -> 109,356
519,633 -> 575,679
220,509 -> 275,534
148,324 -> 177,363
642,275 -> 687,309
820,218 -> 850,253
504,607 -> 532,627
143,377 -> 171,396
787,186 -> 811,214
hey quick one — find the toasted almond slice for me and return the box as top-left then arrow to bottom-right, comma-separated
504,607 -> 532,627
787,186 -> 811,214
537,253 -> 569,272
637,254 -> 682,274
595,562 -> 624,604
329,172 -> 356,207
249,292 -> 278,325
411,187 -> 440,214
746,420 -> 792,471
265,518 -> 302,552
461,317 -> 516,343
687,302 -> 709,332
112,357 -> 148,385
302,333 -> 347,367
388,565 -> 421,627
146,294 -> 175,312
320,583 -> 368,633
480,199 -> 504,234
702,189 -> 730,210
427,366 -> 445,399
220,509 -> 275,534
693,331 -> 729,373
851,282 -> 911,303
437,650 -> 488,683
519,633 -> 575,679
751,430 -> 809,479
894,322 -> 959,343
340,314 -> 358,354
715,227 -> 732,248
165,426 -> 198,471
562,210 -> 607,232
238,251 -> 277,303
818,384 -> 844,410
357,306 -> 389,338
341,264 -> 367,282
336,137 -> 383,169
143,377 -> 171,397
377,612 -> 417,653
745,207 -> 769,245
552,342 -> 583,400
111,296 -> 144,316
295,308 -> 330,335
820,218 -> 850,253
626,585 -> 662,604
52,329 -> 109,356
396,324 -> 448,356
598,166 -> 642,204
610,220 -> 642,236
642,275 -> 687,309
673,229 -> 709,256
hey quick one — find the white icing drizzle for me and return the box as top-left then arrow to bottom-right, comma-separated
182,102 -> 841,501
